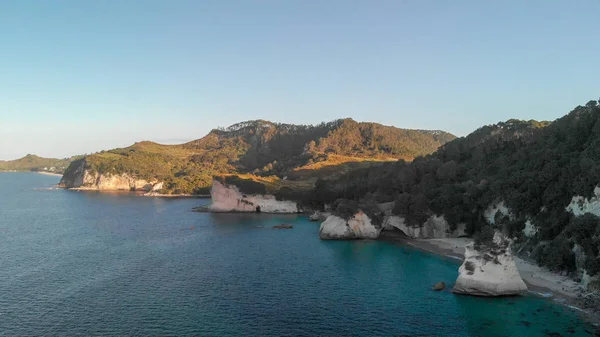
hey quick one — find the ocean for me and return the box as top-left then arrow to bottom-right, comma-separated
0,173 -> 596,336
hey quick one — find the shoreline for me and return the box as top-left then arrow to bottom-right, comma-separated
37,171 -> 63,177
66,188 -> 210,198
378,231 -> 599,325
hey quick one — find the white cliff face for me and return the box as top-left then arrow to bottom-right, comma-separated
382,215 -> 464,238
523,220 -> 538,237
62,166 -> 162,192
484,200 -> 512,224
453,232 -> 527,296
319,211 -> 380,240
209,180 -> 298,213
566,186 -> 600,217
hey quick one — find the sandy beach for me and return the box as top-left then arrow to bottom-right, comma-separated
403,236 -> 585,298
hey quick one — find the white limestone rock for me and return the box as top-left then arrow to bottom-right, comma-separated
484,200 -> 513,224
209,180 -> 298,213
453,232 -> 527,296
566,186 -> 600,217
59,160 -> 162,192
382,215 -> 463,238
319,211 -> 380,240
523,220 -> 538,238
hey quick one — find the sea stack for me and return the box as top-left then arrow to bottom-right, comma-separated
453,231 -> 527,296
319,211 -> 380,240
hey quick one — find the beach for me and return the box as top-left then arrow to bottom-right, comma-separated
379,231 -> 600,325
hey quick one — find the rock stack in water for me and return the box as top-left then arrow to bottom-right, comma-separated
319,211 -> 380,240
453,231 -> 527,296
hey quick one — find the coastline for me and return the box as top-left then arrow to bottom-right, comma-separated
66,187 -> 210,198
37,171 -> 63,177
378,231 -> 599,325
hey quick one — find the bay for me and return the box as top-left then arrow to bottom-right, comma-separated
0,173 -> 595,336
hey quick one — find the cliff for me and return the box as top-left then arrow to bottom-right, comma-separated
59,158 -> 163,192
382,215 -> 466,238
453,232 -> 527,297
208,179 -> 298,213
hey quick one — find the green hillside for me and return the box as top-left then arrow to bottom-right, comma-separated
0,154 -> 77,174
60,119 -> 455,194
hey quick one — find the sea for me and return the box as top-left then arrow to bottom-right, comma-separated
0,172 -> 597,336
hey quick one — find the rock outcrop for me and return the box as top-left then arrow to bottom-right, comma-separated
566,186 -> 600,217
432,282 -> 446,291
319,211 -> 380,240
59,159 -> 163,192
382,215 -> 465,238
208,179 -> 298,213
453,232 -> 527,296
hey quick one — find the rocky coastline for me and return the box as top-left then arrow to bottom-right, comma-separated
378,232 -> 600,325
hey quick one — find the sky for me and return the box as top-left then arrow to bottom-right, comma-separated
1,1 -> 600,160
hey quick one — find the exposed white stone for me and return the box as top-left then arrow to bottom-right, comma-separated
319,211 -> 380,240
582,270 -> 600,290
62,167 -> 161,192
209,180 -> 298,213
484,200 -> 512,224
453,232 -> 528,296
382,215 -> 464,238
522,220 -> 538,237
566,186 -> 600,217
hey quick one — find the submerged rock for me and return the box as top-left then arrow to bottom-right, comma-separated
273,224 -> 293,229
319,211 -> 380,240
432,282 -> 446,291
453,232 -> 527,297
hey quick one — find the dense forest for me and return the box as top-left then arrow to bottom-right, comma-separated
307,100 -> 600,283
63,119 -> 454,194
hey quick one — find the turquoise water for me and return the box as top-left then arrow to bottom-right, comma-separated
0,173 -> 596,336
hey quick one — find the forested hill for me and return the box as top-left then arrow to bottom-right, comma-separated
61,118 -> 455,194
0,154 -> 76,174
312,99 -> 600,282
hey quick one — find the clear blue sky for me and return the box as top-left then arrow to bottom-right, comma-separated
1,1 -> 599,160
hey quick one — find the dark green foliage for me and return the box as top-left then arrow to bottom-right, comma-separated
274,186 -> 296,201
474,225 -> 495,249
536,237 -> 577,272
310,99 -> 600,275
333,199 -> 360,220
222,176 -> 267,195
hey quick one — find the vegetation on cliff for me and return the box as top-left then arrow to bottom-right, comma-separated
61,119 -> 454,194
0,154 -> 78,174
309,99 -> 600,280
